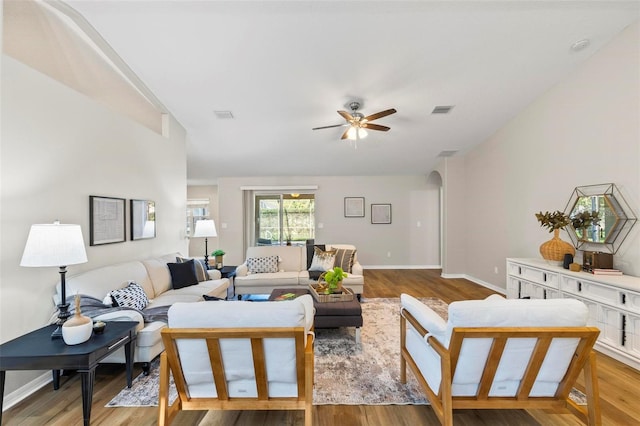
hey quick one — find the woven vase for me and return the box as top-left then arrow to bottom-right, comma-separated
539,229 -> 575,263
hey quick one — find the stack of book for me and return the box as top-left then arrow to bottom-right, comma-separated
592,268 -> 623,276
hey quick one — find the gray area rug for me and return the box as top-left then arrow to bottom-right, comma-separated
106,297 -> 586,407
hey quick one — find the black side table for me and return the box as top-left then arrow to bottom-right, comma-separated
0,321 -> 137,426
217,265 -> 237,299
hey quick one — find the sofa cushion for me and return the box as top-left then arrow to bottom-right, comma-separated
168,260 -> 199,289
245,246 -> 304,273
110,281 -> 149,310
308,247 -> 336,272
334,248 -> 356,273
176,256 -> 208,282
247,255 -> 279,273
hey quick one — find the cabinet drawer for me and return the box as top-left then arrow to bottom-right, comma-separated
597,306 -> 624,347
508,262 -> 558,287
622,292 -> 640,313
567,296 -> 598,327
625,314 -> 640,356
560,276 -> 620,306
506,277 -> 521,299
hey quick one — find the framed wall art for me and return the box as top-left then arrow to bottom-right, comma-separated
344,197 -> 365,218
131,199 -> 156,240
90,195 -> 126,245
371,203 -> 392,224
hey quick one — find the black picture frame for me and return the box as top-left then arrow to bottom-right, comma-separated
344,197 -> 365,218
371,203 -> 392,224
90,196 -> 126,245
130,199 -> 156,240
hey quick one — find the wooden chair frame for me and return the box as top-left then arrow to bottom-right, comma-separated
159,327 -> 314,426
400,309 -> 602,426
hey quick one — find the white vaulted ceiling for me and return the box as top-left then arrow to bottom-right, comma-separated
6,1 -> 640,183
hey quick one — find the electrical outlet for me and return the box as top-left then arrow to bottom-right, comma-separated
387,251 -> 392,258
494,266 -> 499,274
417,221 -> 421,227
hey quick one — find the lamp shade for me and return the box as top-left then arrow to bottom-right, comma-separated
192,219 -> 217,238
20,222 -> 88,267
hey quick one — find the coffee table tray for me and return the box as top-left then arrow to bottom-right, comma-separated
308,284 -> 354,303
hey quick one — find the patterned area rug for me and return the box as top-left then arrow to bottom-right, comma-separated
106,297 -> 443,407
106,297 -> 586,407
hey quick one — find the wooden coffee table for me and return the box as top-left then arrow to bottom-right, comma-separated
269,288 -> 363,343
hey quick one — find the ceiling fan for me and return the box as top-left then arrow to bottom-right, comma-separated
312,101 -> 397,140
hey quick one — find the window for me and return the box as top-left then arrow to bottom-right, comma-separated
186,199 -> 210,237
255,193 -> 314,245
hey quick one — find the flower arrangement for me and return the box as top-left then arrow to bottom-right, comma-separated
211,249 -> 225,257
535,210 -> 571,232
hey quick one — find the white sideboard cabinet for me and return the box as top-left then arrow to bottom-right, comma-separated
507,258 -> 640,370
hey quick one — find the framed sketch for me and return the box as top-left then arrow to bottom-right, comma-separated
344,197 -> 365,217
90,196 -> 126,245
131,199 -> 156,240
371,203 -> 392,224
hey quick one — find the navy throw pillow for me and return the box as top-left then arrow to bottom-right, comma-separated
167,259 -> 199,289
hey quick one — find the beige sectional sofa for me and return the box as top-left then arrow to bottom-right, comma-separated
54,252 -> 229,374
234,244 -> 364,297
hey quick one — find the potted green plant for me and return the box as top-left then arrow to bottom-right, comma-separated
534,211 -> 575,263
211,249 -> 225,268
319,266 -> 348,294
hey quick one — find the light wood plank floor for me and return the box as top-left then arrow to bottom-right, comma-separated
3,269 -> 638,425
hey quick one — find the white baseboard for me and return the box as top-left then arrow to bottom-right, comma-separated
460,274 -> 506,295
2,372 -> 51,412
362,265 -> 441,269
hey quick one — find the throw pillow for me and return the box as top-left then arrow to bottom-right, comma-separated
334,248 -> 356,273
176,256 -> 208,282
202,294 -> 225,301
306,244 -> 325,270
167,259 -> 199,289
309,247 -> 336,272
247,255 -> 279,273
110,281 -> 149,310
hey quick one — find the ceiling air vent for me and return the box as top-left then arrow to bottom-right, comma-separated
214,110 -> 234,119
432,105 -> 454,114
438,150 -> 458,157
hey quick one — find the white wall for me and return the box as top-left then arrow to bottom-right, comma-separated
216,175 -> 441,268
0,56 -> 188,395
447,22 -> 640,288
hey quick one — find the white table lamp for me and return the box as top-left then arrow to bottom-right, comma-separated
20,221 -> 88,338
192,219 -> 217,268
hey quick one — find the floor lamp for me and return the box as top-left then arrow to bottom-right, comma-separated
193,219 -> 217,269
20,221 -> 88,338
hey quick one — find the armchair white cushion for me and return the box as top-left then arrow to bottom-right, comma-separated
400,293 -> 601,426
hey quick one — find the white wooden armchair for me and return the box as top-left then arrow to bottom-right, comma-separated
400,294 -> 601,426
159,296 -> 315,426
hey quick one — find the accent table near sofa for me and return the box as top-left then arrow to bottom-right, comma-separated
0,321 -> 137,426
269,288 -> 363,343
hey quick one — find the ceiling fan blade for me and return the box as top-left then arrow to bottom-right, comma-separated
341,128 -> 351,140
362,123 -> 390,132
337,110 -> 354,121
363,108 -> 397,122
312,124 -> 348,130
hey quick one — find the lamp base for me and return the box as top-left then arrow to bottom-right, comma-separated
51,325 -> 63,339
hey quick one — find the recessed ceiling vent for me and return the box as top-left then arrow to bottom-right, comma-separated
214,110 -> 234,119
438,150 -> 458,157
432,105 -> 454,114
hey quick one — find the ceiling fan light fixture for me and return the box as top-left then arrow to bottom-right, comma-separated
346,126 -> 368,141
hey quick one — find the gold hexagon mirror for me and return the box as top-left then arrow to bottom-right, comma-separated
564,183 -> 637,254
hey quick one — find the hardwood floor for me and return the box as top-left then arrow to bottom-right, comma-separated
3,269 -> 638,425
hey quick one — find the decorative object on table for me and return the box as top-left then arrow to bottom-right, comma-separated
192,219 -> 217,269
371,203 -> 392,224
569,263 -> 582,272
317,266 -> 348,294
20,221 -> 88,338
534,210 -> 575,263
62,295 -> 93,345
89,195 -> 126,245
130,199 -> 155,240
211,249 -> 225,269
93,320 -> 106,334
564,183 -> 637,254
563,253 -> 574,269
582,251 -> 613,272
309,283 -> 355,303
344,197 -> 365,218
